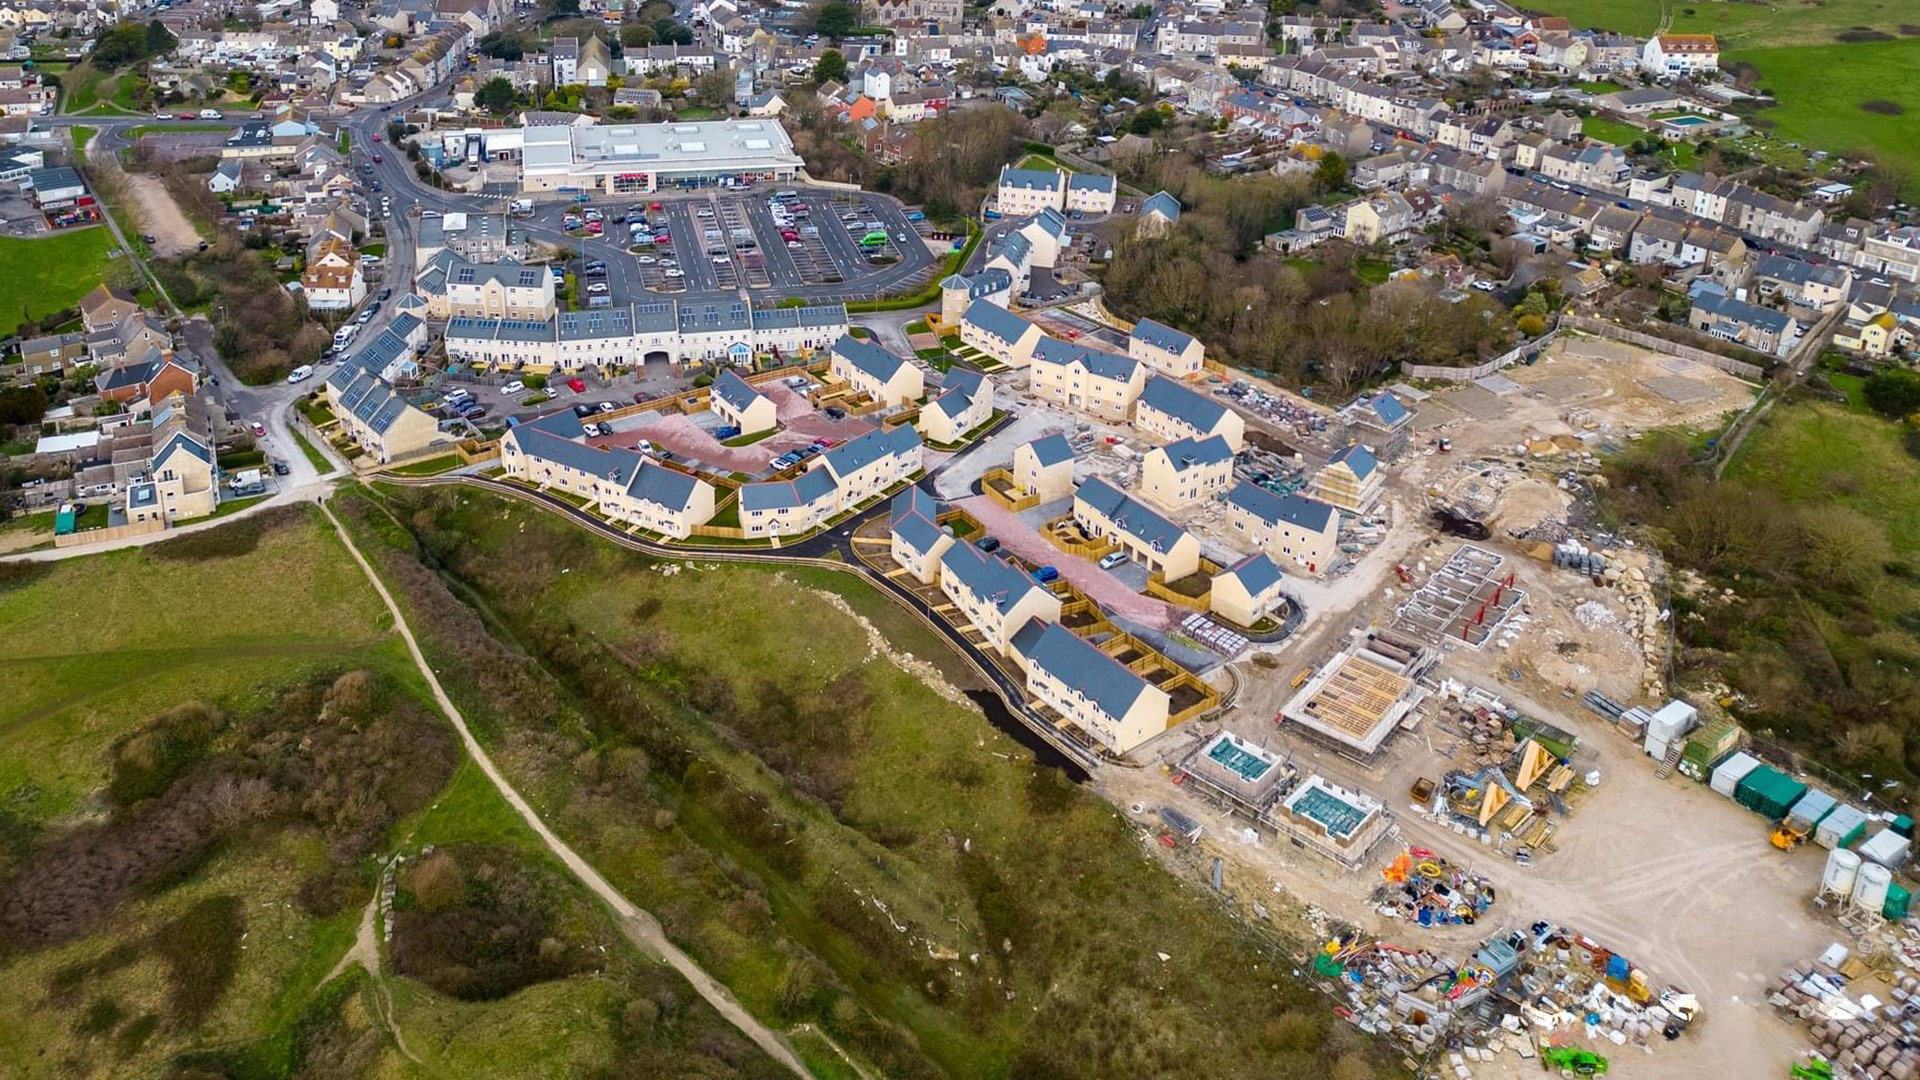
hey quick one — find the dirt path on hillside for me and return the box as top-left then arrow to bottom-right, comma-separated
320,502 -> 811,1079
121,171 -> 200,257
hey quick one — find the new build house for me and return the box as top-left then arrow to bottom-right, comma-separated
1010,618 -> 1170,755
1012,432 -> 1076,502
1127,318 -> 1204,378
1210,551 -> 1288,628
501,415 -> 717,538
888,486 -> 955,584
994,165 -> 1118,216
830,333 -> 924,407
1135,375 -> 1246,450
920,366 -> 992,445
938,540 -> 1064,655
1225,481 -> 1339,574
1138,434 -> 1233,510
324,361 -> 449,465
1073,476 -> 1202,581
739,424 -> 923,537
958,299 -> 1045,368
710,368 -> 778,435
1029,337 -> 1146,423
1311,444 -> 1383,513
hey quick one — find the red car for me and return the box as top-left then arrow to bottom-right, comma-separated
632,391 -> 652,404
177,112 -> 198,120
372,132 -> 382,143
250,421 -> 267,437
649,202 -> 662,210
567,377 -> 586,393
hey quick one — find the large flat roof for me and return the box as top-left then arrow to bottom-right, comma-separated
524,119 -> 803,177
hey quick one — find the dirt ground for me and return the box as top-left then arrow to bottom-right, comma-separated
122,171 -> 200,257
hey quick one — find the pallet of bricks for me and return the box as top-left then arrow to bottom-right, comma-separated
1771,943 -> 1920,1080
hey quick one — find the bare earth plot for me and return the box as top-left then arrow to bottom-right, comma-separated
122,171 -> 200,257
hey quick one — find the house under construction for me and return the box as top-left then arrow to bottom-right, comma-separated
1279,626 -> 1439,759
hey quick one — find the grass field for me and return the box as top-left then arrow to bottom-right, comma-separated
1727,401 -> 1920,552
386,453 -> 462,476
0,506 -> 797,1079
0,228 -> 124,337
342,486 -> 1388,1080
1526,0 -> 1920,188
1581,114 -> 1647,146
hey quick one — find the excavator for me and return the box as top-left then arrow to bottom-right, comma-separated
1771,819 -> 1810,852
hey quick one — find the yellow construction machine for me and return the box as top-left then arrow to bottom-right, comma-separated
1770,820 -> 1809,852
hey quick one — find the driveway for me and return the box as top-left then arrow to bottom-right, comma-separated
955,493 -> 1180,629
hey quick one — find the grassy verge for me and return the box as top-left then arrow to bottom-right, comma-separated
289,424 -> 336,475
386,454 -> 463,477
721,427 -> 780,447
123,123 -> 228,138
69,124 -> 96,161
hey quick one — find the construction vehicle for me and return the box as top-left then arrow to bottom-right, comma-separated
1790,1061 -> 1834,1080
1771,820 -> 1809,852
1540,1047 -> 1609,1075
1410,777 -> 1437,804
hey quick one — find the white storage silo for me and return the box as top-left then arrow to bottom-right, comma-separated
1855,861 -> 1894,914
1823,847 -> 1862,898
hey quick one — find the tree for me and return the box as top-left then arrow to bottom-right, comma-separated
540,0 -> 580,18
475,76 -> 517,115
620,22 -> 656,48
1864,368 -> 1920,418
812,47 -> 847,86
145,19 -> 178,56
0,384 -> 47,426
1313,150 -> 1348,193
693,67 -> 733,110
478,30 -> 527,59
811,0 -> 857,38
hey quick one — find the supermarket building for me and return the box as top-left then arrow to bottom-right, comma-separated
519,119 -> 805,194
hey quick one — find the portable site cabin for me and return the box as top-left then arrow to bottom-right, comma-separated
1861,828 -> 1912,870
1787,789 -> 1838,832
1735,765 -> 1808,821
1710,751 -> 1761,799
1817,805 -> 1870,850
1678,717 -> 1743,782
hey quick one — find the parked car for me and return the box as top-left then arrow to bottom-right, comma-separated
572,403 -> 596,418
567,377 -> 587,393
633,391 -> 653,405
1099,551 -> 1128,570
582,422 -> 601,437
502,379 -> 526,395
586,281 -> 609,294
976,537 -> 1001,553
823,406 -> 846,420
1032,566 -> 1060,584
597,401 -> 616,413
716,425 -> 740,439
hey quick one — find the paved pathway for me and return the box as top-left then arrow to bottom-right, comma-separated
319,501 -> 811,1079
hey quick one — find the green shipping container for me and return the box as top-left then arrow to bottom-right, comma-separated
1681,718 -> 1742,770
1886,883 -> 1911,922
1735,765 -> 1808,821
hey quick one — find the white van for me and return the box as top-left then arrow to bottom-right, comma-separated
198,108 -> 222,120
285,364 -> 314,384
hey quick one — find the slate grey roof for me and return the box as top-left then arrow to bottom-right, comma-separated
513,424 -> 640,484
1011,618 -> 1152,720
889,485 -> 948,555
1226,481 -> 1335,531
999,165 -> 1062,191
1142,190 -> 1181,220
961,298 -> 1035,344
1066,172 -> 1116,193
1032,336 -> 1138,382
823,424 -> 920,480
832,333 -> 909,384
1131,317 -> 1194,355
740,465 -> 839,511
1156,434 -> 1232,472
1693,290 -> 1793,334
928,366 -> 987,422
711,368 -> 765,413
1218,551 -> 1283,596
626,458 -> 701,510
1328,443 -> 1378,480
939,539 -> 1046,614
152,430 -> 212,469
1755,253 -> 1848,290
1139,375 -> 1227,432
1076,476 -> 1188,554
1025,432 -> 1074,468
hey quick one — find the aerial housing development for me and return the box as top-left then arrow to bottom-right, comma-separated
2,0 -> 1918,1076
